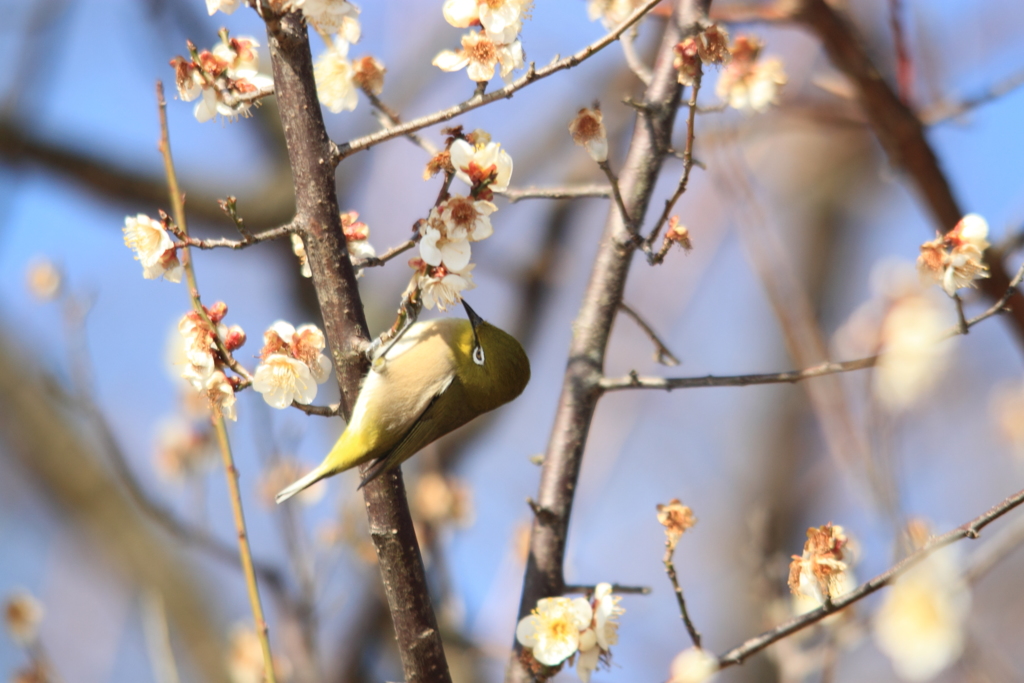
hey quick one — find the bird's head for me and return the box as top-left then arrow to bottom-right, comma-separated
461,300 -> 531,410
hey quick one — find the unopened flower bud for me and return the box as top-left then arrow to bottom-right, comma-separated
696,24 -> 730,64
665,217 -> 692,251
223,324 -> 246,351
568,106 -> 609,163
207,301 -> 228,323
352,56 -> 385,95
674,38 -> 701,85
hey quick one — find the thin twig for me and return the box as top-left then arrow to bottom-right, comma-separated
601,358 -> 877,392
497,184 -> 612,203
599,159 -> 635,234
663,540 -> 702,649
620,27 -> 653,85
953,293 -> 969,334
618,302 -> 681,366
645,70 -> 703,259
600,260 -> 1024,391
367,93 -> 439,156
156,81 -> 278,683
717,486 -> 1024,668
177,220 -> 298,250
963,511 -> 1024,583
921,68 -> 1024,125
290,401 -> 341,416
334,0 -> 664,161
563,584 -> 652,595
352,238 -> 417,269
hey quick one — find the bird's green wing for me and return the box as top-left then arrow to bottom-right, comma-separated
357,376 -> 475,489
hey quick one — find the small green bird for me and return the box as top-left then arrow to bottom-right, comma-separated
275,301 -> 530,502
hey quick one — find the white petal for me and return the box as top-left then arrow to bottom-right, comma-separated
440,239 -> 471,270
432,50 -> 470,73
515,616 -> 539,647
443,0 -> 478,27
420,229 -> 444,266
466,60 -> 496,83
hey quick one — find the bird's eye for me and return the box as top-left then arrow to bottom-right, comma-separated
472,345 -> 485,366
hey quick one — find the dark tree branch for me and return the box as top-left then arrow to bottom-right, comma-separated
262,10 -> 450,683
717,486 -> 1024,668
507,2 -> 709,680
793,0 -> 1024,348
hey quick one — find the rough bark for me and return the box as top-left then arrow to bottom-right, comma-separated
263,10 -> 451,683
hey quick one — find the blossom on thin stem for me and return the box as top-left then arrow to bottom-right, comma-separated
663,216 -> 692,252
569,106 -> 608,163
788,523 -> 849,604
123,213 -> 182,283
917,213 -> 990,296
715,36 -> 787,112
657,498 -> 696,550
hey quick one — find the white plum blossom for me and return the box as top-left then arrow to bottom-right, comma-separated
875,293 -> 952,413
433,31 -> 524,84
179,314 -> 218,388
253,354 -> 319,408
314,40 -> 358,113
4,590 -> 44,646
295,0 -> 361,42
449,138 -> 513,193
204,370 -> 238,421
171,33 -> 274,123
516,596 -> 593,667
443,0 -> 528,40
262,321 -> 333,384
206,0 -> 241,15
575,583 -> 624,682
716,37 -> 786,113
417,263 -> 476,311
123,214 -> 182,283
874,548 -> 970,681
669,647 -> 719,683
587,0 -> 644,29
420,226 -> 471,271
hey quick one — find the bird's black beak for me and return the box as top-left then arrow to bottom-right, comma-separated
462,299 -> 485,330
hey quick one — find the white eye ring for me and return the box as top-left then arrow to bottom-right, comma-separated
472,345 -> 485,366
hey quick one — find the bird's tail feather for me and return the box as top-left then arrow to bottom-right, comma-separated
275,466 -> 327,504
